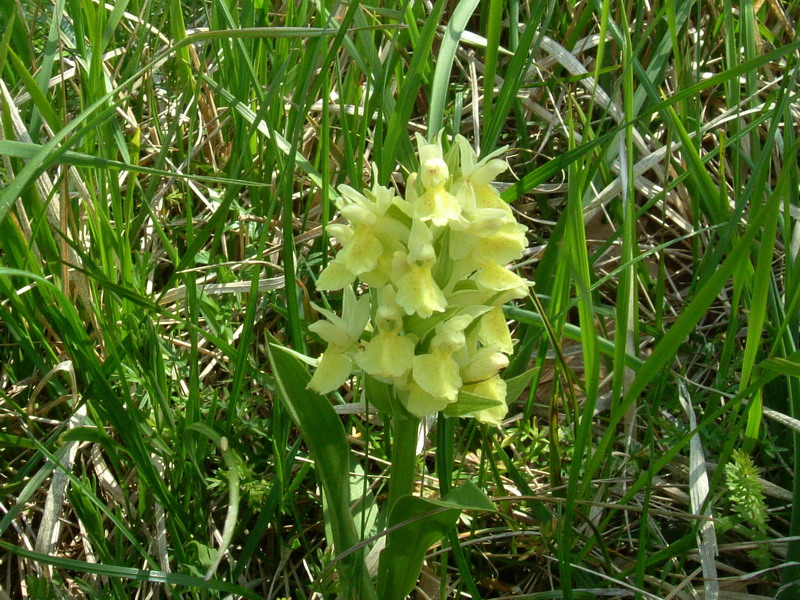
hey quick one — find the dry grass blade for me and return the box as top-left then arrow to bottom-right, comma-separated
31,363 -> 83,576
678,380 -> 720,600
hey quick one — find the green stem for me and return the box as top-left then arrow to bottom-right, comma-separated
387,415 -> 421,513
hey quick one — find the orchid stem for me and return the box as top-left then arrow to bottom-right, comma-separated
387,415 -> 421,513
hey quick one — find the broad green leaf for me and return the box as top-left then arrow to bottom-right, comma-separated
504,367 -> 537,403
266,341 -> 377,600
443,390 -> 505,417
377,481 -> 495,599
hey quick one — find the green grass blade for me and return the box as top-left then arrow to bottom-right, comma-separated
0,541 -> 263,599
581,139 -> 799,497
427,0 -> 480,137
481,0 -> 552,153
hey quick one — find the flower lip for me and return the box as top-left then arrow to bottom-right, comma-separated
392,251 -> 447,318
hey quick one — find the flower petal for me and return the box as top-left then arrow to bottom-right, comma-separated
412,351 -> 461,402
338,226 -> 383,275
307,350 -> 353,394
475,263 -> 529,299
467,376 -> 508,426
479,306 -> 513,353
462,345 -> 509,383
401,382 -> 451,418
308,320 -> 351,347
394,259 -> 447,318
356,330 -> 415,379
316,260 -> 356,291
415,187 -> 462,227
473,221 -> 528,265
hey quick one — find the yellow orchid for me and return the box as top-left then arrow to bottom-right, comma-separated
461,344 -> 509,384
413,135 -> 462,226
474,262 -> 530,299
464,375 -> 508,426
479,306 -> 514,353
307,286 -> 370,394
471,220 -> 528,266
356,287 -> 416,380
308,351 -> 356,396
311,132 -> 530,420
411,316 -> 471,403
451,135 -> 509,215
316,259 -> 358,291
392,251 -> 447,318
317,177 -> 408,290
399,380 -> 452,418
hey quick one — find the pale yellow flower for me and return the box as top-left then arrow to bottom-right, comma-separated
356,288 -> 415,380
317,178 -> 408,290
307,287 -> 370,394
471,221 -> 528,266
413,136 -> 462,226
392,251 -> 447,318
316,260 -> 357,291
475,262 -> 529,299
310,133 -> 529,421
479,306 -> 513,354
411,316 -> 471,403
399,381 -> 452,418
309,351 -> 355,395
461,344 -> 509,384
464,375 -> 508,426
451,135 -> 509,215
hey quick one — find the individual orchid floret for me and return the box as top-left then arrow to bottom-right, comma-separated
307,351 -> 355,397
470,220 -> 528,267
411,315 -> 472,404
474,262 -> 530,300
407,219 -> 436,262
336,224 -> 383,275
317,178 -> 408,290
316,259 -> 358,291
413,135 -> 462,226
356,287 -> 416,380
392,251 -> 447,318
307,286 -> 371,394
399,380 -> 452,419
461,344 -> 510,384
479,306 -> 514,354
451,135 -> 510,215
464,375 -> 508,427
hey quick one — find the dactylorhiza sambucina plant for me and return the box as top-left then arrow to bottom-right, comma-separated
307,133 -> 529,426
266,133 -> 528,599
